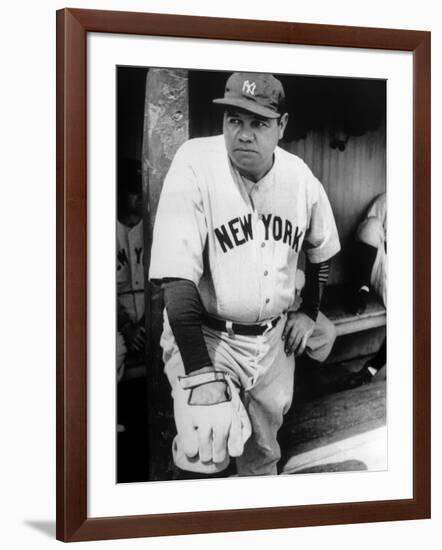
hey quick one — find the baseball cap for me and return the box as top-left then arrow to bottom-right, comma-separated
213,72 -> 285,119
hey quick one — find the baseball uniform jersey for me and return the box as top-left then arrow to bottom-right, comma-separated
149,134 -> 340,323
117,219 -> 145,324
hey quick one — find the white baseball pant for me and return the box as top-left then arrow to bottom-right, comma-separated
161,311 -> 336,476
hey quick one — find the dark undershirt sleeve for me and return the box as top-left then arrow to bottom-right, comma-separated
298,259 -> 330,322
162,278 -> 213,375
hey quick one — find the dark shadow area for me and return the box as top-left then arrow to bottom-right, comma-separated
189,70 -> 386,142
117,377 -> 150,483
117,66 -> 148,161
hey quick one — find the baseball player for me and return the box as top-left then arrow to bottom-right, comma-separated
149,72 -> 340,476
350,192 -> 386,313
346,192 -> 386,388
117,159 -> 145,381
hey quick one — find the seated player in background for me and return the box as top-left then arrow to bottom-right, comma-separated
116,159 -> 145,382
346,193 -> 386,388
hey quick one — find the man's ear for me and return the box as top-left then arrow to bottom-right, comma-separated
278,112 -> 289,140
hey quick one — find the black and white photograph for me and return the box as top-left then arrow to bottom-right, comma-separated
116,67 -> 387,483
1,0 -> 436,546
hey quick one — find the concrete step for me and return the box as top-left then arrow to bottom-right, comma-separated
279,379 -> 386,474
281,425 -> 387,474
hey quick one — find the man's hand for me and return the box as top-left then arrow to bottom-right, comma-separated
172,372 -> 252,468
282,311 -> 315,356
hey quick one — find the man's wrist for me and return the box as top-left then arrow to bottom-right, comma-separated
296,307 -> 318,323
185,365 -> 215,376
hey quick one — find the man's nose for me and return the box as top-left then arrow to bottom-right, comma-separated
238,126 -> 254,142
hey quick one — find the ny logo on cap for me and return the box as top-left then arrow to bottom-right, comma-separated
242,80 -> 256,96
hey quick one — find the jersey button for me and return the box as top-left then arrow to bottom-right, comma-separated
264,270 -> 268,276
261,242 -> 266,248
265,298 -> 270,304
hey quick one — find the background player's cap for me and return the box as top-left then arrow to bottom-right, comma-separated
213,72 -> 285,119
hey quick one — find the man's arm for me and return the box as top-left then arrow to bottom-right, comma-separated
283,168 -> 339,356
163,278 -> 252,467
162,278 -> 213,374
298,259 -> 330,322
282,259 -> 330,356
163,278 -> 231,405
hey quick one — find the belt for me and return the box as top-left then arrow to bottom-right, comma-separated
202,314 -> 281,336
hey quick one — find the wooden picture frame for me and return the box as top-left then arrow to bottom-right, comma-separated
56,8 -> 431,542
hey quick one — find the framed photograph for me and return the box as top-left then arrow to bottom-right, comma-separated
56,8 -> 431,542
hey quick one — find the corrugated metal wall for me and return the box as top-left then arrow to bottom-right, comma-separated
282,125 -> 386,284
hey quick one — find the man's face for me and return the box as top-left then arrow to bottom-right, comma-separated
126,192 -> 143,217
223,109 -> 288,181
118,191 -> 143,226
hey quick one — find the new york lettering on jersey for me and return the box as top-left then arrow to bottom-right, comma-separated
214,213 -> 304,253
117,220 -> 144,323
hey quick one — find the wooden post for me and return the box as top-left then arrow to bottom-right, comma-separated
142,68 -> 189,480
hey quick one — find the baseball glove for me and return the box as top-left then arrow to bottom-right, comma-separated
171,370 -> 252,474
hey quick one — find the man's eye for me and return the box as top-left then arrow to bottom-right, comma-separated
253,120 -> 267,128
228,118 -> 241,125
